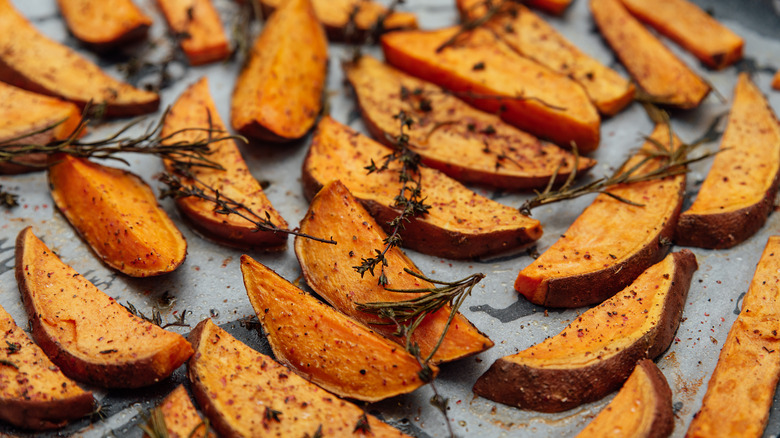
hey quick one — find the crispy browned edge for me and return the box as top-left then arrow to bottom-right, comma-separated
14,226 -> 190,388
637,359 -> 675,438
474,250 -> 697,412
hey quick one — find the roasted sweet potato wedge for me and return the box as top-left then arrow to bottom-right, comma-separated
515,124 -> 686,308
0,0 -> 159,117
145,385 -> 212,438
344,56 -> 595,190
162,77 -> 288,249
576,359 -> 673,438
156,0 -> 230,66
303,117 -> 542,258
590,0 -> 711,109
259,0 -> 417,41
456,1 -> 634,116
57,0 -> 152,49
188,318 -> 410,437
619,0 -> 743,70
241,255 -> 429,402
231,0 -> 327,141
686,237 -> 780,438
295,180 -> 494,364
48,155 -> 187,277
15,227 -> 194,388
675,74 -> 780,249
0,82 -> 82,175
381,27 -> 601,152
0,303 -> 94,430
475,251 -> 697,413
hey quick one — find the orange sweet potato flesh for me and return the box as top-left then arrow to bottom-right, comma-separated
685,236 -> 780,438
0,0 -> 159,117
15,227 -> 194,388
576,359 -> 674,438
146,385 -> 212,438
231,0 -> 327,141
515,124 -> 686,308
456,1 -> 634,116
475,251 -> 697,413
344,56 -> 595,190
676,74 -> 780,249
303,117 -> 542,259
162,77 -> 288,249
773,70 -> 780,91
0,304 -> 94,430
619,0 -> 743,70
259,0 -> 417,40
187,318 -> 410,437
590,0 -> 710,110
57,0 -> 152,49
381,27 -> 601,152
48,155 -> 187,277
241,255 -> 429,402
295,180 -> 494,364
156,0 -> 230,66
0,82 -> 82,175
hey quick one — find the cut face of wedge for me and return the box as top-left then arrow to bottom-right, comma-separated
187,319 -> 410,437
56,0 -> 152,49
575,359 -> 673,438
381,27 -> 601,152
241,255 -> 428,402
515,124 -> 686,308
162,77 -> 288,249
156,0 -> 230,65
49,155 -> 187,277
15,227 -> 193,388
0,304 -> 94,430
149,385 -> 212,438
303,117 -> 542,259
0,0 -> 159,117
295,180 -> 494,364
675,74 -> 780,249
344,56 -> 595,190
475,251 -> 697,412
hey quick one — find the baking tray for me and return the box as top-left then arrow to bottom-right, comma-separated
1,0 -> 780,436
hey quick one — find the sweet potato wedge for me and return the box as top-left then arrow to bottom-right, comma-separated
57,0 -> 152,49
381,27 -> 601,152
0,82 -> 82,175
231,0 -> 327,141
145,385 -> 212,438
241,255 -> 429,402
259,0 -> 418,41
575,359 -> 674,438
295,180 -> 494,364
156,0 -> 230,66
187,318 -> 410,437
162,77 -> 288,249
456,1 -> 634,116
475,250 -> 697,413
590,0 -> 711,109
303,117 -> 542,258
515,124 -> 686,308
48,155 -> 187,277
0,303 -> 94,430
0,0 -> 159,117
773,70 -> 780,91
15,227 -> 194,388
686,237 -> 780,438
344,56 -> 595,190
619,0 -> 743,70
675,74 -> 780,249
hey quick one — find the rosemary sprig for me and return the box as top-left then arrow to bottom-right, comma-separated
348,0 -> 406,60
123,301 -> 191,329
0,186 -> 18,208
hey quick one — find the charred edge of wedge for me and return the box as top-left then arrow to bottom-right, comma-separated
177,208 -> 288,252
71,22 -> 150,52
186,320 -> 233,437
476,251 -> 696,412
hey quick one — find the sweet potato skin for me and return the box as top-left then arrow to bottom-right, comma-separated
231,0 -> 328,141
147,385 -> 211,438
303,117 -> 542,259
675,74 -> 780,249
241,255 -> 428,402
57,0 -> 152,49
526,0 -> 571,15
156,0 -> 230,65
475,251 -> 696,413
15,227 -> 193,388
773,70 -> 780,91
685,237 -> 780,438
162,77 -> 288,249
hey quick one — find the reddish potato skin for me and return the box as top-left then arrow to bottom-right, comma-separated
475,251 -> 697,412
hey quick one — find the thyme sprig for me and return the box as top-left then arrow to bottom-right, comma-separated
0,186 -> 18,208
123,301 -> 191,329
